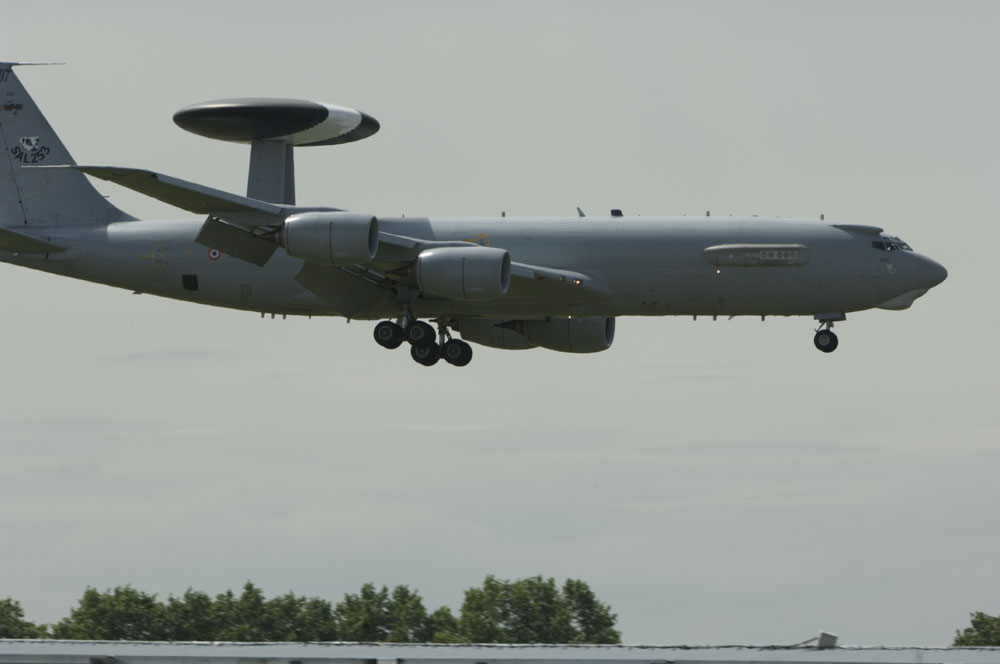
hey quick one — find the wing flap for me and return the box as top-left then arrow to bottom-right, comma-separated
195,216 -> 277,266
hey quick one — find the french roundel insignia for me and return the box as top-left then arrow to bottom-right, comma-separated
208,248 -> 221,260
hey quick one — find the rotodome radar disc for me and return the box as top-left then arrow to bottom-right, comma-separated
173,98 -> 379,146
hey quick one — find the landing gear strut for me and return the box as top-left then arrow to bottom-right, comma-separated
372,317 -> 474,367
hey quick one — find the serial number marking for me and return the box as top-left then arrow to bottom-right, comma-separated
10,145 -> 50,164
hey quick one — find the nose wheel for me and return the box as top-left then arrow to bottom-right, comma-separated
373,317 -> 474,366
813,316 -> 842,353
813,328 -> 839,352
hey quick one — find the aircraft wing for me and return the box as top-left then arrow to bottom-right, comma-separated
39,166 -> 607,300
34,165 -> 341,266
371,232 -> 609,299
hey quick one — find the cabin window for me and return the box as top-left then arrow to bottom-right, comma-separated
182,274 -> 199,291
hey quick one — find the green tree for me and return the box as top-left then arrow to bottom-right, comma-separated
210,582 -> 272,641
11,577 -> 619,643
154,584 -> 338,642
267,592 -> 337,641
459,576 -> 620,644
954,612 -> 1000,646
50,582 -> 339,642
334,584 -> 434,642
562,579 -> 620,643
427,606 -> 463,643
163,589 -> 217,641
52,586 -> 166,640
0,598 -> 48,638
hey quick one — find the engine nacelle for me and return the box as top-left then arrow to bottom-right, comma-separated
280,211 -> 378,265
523,317 -> 615,353
455,319 -> 538,350
415,247 -> 511,301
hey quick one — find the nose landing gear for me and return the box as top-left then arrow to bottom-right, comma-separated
813,313 -> 844,353
813,327 -> 839,352
373,317 -> 474,367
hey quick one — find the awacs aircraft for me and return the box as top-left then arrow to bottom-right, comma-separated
0,63 -> 947,367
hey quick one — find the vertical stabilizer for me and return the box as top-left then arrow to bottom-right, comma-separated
0,63 -> 133,227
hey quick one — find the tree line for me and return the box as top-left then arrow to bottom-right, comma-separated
953,612 -> 1000,646
0,575 -> 620,644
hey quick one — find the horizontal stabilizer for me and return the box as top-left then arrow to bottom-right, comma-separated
32,165 -> 285,224
0,226 -> 64,253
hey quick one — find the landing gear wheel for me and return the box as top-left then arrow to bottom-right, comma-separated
373,321 -> 404,349
442,339 -> 473,367
814,329 -> 839,353
406,320 -> 436,347
410,342 -> 440,366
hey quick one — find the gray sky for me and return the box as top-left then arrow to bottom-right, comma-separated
2,0 -> 998,647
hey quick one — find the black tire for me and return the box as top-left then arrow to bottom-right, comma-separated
406,320 -> 436,347
410,342 -> 440,366
442,339 -> 473,366
373,321 -> 404,349
814,330 -> 839,353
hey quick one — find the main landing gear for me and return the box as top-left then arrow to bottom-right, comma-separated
373,318 -> 473,367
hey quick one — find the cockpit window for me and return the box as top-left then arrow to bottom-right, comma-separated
872,236 -> 913,252
892,237 -> 913,251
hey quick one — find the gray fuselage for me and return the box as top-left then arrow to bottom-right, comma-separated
2,215 -> 943,321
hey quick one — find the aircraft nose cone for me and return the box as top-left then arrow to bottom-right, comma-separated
917,256 -> 948,289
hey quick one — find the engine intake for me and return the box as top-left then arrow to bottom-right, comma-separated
280,211 -> 378,265
415,247 -> 511,301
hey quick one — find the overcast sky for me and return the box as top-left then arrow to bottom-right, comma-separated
2,0 -> 998,648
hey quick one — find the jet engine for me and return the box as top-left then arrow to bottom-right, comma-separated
456,317 -> 615,353
280,211 -> 378,265
415,247 -> 511,301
